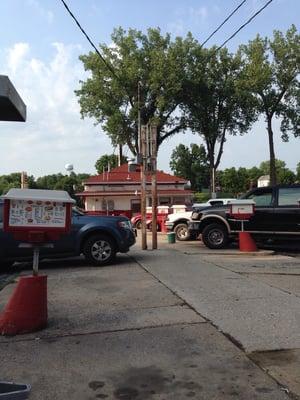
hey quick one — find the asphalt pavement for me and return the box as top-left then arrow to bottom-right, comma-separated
0,236 -> 299,399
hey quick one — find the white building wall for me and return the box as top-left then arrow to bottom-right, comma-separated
85,196 -> 134,211
84,183 -> 186,192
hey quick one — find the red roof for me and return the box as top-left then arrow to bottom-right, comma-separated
84,164 -> 187,184
77,189 -> 193,197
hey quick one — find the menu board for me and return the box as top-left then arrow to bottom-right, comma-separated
9,199 -> 67,228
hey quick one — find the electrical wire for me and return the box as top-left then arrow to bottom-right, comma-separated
59,0 -> 124,89
215,0 -> 275,52
201,0 -> 247,47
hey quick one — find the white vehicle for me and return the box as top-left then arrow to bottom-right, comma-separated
165,198 -> 236,241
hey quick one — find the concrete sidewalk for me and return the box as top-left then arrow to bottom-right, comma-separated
0,254 -> 290,399
131,246 -> 300,353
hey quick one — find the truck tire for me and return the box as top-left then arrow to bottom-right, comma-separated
134,220 -> 142,229
83,234 -> 116,266
201,223 -> 229,249
174,223 -> 190,241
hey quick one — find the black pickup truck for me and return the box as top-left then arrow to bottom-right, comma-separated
188,185 -> 300,249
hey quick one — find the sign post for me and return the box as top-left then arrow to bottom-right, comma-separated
228,200 -> 257,252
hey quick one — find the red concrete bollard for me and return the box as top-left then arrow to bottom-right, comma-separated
0,275 -> 47,336
239,232 -> 257,252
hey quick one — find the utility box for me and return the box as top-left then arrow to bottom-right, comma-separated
2,189 -> 75,243
228,200 -> 255,220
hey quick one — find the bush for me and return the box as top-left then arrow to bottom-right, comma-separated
193,192 -> 210,203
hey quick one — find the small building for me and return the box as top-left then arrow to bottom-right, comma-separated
77,164 -> 193,218
257,175 -> 270,188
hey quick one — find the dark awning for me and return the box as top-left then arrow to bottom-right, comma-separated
0,75 -> 26,122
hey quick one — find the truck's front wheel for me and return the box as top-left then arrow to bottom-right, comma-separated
201,223 -> 229,249
174,223 -> 190,241
83,234 -> 116,266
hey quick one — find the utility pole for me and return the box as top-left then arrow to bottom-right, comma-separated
118,144 -> 123,166
21,171 -> 28,189
150,125 -> 157,249
140,125 -> 147,250
139,81 -> 147,250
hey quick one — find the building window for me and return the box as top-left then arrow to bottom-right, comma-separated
131,199 -> 141,214
159,197 -> 171,206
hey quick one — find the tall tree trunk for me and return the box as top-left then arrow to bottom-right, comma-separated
267,118 -> 277,186
209,154 -> 215,196
118,144 -> 123,166
206,140 -> 216,196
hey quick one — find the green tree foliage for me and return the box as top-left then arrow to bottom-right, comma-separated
181,46 -> 257,194
76,28 -> 194,155
259,159 -> 286,175
218,167 -> 251,196
217,160 -> 296,196
239,25 -> 300,185
259,159 -> 296,184
35,173 -> 90,197
0,173 -> 35,195
169,144 -> 209,191
95,154 -> 127,174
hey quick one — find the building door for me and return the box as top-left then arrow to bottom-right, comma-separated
131,199 -> 141,215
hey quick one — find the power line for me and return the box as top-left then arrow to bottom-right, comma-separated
201,0 -> 247,47
59,0 -> 124,90
215,0 -> 275,52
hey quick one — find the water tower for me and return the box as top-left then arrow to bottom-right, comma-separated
65,163 -> 74,176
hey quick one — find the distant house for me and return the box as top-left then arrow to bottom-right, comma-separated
257,175 -> 270,187
76,163 -> 193,217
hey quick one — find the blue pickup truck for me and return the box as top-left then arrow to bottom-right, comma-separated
0,201 -> 136,270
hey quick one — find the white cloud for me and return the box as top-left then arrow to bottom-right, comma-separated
26,0 -> 54,24
6,43 -> 30,74
0,42 -> 112,177
189,6 -> 208,22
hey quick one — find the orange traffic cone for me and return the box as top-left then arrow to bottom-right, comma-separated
0,275 -> 47,336
239,232 -> 257,252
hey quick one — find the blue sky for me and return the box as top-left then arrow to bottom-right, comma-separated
0,0 -> 299,177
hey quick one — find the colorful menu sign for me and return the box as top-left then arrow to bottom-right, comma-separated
9,199 -> 67,228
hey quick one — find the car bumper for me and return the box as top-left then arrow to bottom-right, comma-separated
119,229 -> 136,252
188,221 -> 201,235
165,221 -> 175,232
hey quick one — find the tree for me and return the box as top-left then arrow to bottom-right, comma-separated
259,159 -> 296,184
95,154 -> 127,174
169,144 -> 209,191
181,46 -> 257,194
76,28 -> 194,155
240,25 -> 300,185
0,173 -> 35,195
218,167 -> 250,196
35,173 -> 90,198
259,159 -> 286,175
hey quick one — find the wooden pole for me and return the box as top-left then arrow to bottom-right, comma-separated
151,125 -> 157,249
141,125 -> 147,250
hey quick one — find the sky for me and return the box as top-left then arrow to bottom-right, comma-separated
0,0 -> 299,177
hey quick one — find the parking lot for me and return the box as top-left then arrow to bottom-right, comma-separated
1,234 -> 300,399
